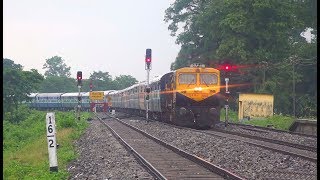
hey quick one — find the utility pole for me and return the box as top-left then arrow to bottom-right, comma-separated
261,61 -> 267,91
291,57 -> 297,118
89,80 -> 93,112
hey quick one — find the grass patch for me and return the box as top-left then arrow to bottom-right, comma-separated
4,109 -> 92,179
243,115 -> 295,131
220,108 -> 239,123
219,109 -> 295,131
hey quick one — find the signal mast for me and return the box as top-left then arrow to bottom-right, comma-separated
76,71 -> 82,120
145,49 -> 152,122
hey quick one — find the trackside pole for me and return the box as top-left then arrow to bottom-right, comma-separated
146,69 -> 150,122
225,78 -> 230,127
145,48 -> 152,122
46,112 -> 58,172
78,85 -> 81,120
76,71 -> 82,120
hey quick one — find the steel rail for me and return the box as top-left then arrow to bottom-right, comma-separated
104,113 -> 245,180
95,113 -> 166,180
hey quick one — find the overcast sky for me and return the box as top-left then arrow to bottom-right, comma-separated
4,0 -> 314,83
4,0 -> 180,82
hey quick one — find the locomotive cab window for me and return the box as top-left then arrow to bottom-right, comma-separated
200,74 -> 218,85
179,74 -> 196,84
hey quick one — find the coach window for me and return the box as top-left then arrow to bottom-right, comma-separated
200,74 -> 218,85
179,74 -> 196,84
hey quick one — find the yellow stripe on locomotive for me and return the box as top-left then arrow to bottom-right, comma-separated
175,64 -> 220,101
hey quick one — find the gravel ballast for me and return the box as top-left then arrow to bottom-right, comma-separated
67,118 -> 154,179
123,118 -> 317,180
67,113 -> 316,180
223,124 -> 317,148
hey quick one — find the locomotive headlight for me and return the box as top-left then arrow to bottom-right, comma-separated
194,87 -> 202,91
209,108 -> 217,114
179,107 -> 187,116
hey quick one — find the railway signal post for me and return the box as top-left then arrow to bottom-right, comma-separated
145,49 -> 152,122
220,62 -> 232,127
77,71 -> 82,120
225,77 -> 230,126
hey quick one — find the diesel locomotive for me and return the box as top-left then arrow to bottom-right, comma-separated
109,64 -> 224,128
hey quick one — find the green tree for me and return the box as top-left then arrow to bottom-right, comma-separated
165,0 -> 304,66
89,71 -> 113,91
165,0 -> 316,117
113,75 -> 138,90
3,59 -> 44,113
3,58 -> 23,70
43,56 -> 71,77
39,76 -> 77,93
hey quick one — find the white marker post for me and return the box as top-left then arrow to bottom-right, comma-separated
46,112 -> 58,172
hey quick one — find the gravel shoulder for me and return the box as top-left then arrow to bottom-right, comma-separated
67,117 -> 154,180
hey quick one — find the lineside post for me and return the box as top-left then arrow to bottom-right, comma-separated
46,112 -> 58,172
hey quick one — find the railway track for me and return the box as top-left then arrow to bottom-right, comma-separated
95,112 -> 244,180
113,111 -> 317,153
228,122 -> 317,138
203,129 -> 317,162
212,125 -> 317,153
113,112 -> 317,163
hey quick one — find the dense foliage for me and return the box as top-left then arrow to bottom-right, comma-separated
3,59 -> 44,116
165,0 -> 317,117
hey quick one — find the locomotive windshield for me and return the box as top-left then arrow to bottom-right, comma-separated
200,74 -> 218,85
179,74 -> 196,84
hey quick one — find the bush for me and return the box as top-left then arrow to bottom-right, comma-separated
57,113 -> 77,128
4,105 -> 31,123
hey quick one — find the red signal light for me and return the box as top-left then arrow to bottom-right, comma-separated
220,64 -> 231,71
77,71 -> 82,79
146,49 -> 152,63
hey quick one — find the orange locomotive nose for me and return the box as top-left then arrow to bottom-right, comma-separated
178,86 -> 218,102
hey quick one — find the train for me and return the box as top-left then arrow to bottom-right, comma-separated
26,91 -> 115,111
27,64 -> 224,128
